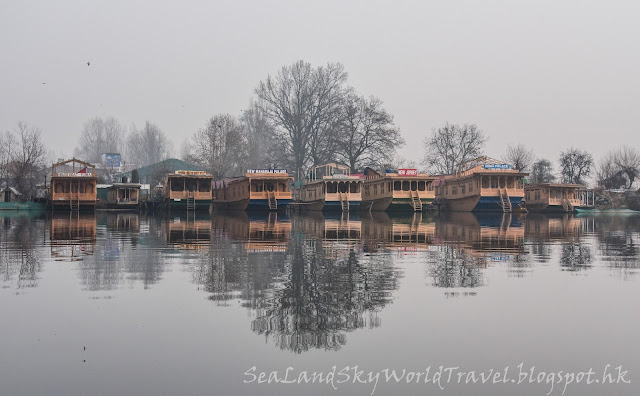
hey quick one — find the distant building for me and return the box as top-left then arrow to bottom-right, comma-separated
1,187 -> 22,203
115,158 -> 205,186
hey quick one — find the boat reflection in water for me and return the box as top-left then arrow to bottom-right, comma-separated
166,214 -> 212,248
50,213 -> 97,261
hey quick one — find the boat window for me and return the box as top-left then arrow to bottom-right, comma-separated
411,181 -> 417,191
55,182 -> 62,193
265,183 -> 274,192
87,184 -> 93,194
499,177 -> 505,188
171,179 -> 184,191
199,181 -> 210,192
394,181 -> 401,191
186,179 -> 198,192
461,184 -> 466,194
327,182 -> 337,193
468,182 -> 473,193
350,182 -> 359,193
482,177 -> 489,189
79,183 -> 85,193
427,181 -> 433,191
72,183 -> 78,193
507,177 -> 514,189
490,177 -> 498,189
402,181 -> 409,191
418,181 -> 425,191
339,182 -> 348,193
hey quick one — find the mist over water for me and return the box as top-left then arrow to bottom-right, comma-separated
1,211 -> 638,395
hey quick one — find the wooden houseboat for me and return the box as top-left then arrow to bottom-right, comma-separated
163,170 -> 213,212
297,163 -> 363,211
49,158 -> 97,211
524,183 -> 582,213
361,168 -> 436,212
105,183 -> 141,210
434,157 -> 528,212
213,169 -> 293,211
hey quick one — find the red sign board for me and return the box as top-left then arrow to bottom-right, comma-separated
398,169 -> 418,176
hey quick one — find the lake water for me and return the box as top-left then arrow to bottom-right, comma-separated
1,210 -> 638,395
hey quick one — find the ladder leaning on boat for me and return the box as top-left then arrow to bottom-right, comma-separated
500,189 -> 512,213
410,190 -> 423,212
340,193 -> 349,211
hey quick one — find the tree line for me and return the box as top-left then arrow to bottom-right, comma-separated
3,60 -> 640,198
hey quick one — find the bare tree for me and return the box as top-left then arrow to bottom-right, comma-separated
74,116 -> 125,163
559,148 -> 593,184
255,60 -> 348,179
126,121 -> 170,168
422,123 -> 487,174
241,100 -> 278,168
5,122 -> 47,198
503,143 -> 534,172
336,94 -> 404,171
189,114 -> 248,179
530,159 -> 556,184
597,146 -> 640,189
0,131 -> 17,188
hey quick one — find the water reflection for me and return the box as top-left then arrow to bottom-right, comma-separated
1,210 -> 640,354
0,212 -> 45,290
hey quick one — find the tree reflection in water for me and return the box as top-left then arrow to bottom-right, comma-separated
251,233 -> 401,353
0,214 -> 44,290
427,244 -> 485,289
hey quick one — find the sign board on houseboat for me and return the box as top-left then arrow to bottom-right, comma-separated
398,169 -> 418,176
175,170 -> 208,175
482,164 -> 511,170
246,169 -> 288,174
53,173 -> 94,177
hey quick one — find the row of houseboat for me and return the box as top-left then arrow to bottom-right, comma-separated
45,157 -> 592,214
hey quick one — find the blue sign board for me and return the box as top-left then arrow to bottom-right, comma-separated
103,153 -> 121,168
482,163 -> 510,170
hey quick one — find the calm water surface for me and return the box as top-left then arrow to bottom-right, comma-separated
1,210 -> 639,395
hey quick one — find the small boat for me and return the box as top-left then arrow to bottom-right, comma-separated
434,157 -> 528,212
524,183 -> 583,213
297,163 -> 363,211
213,169 -> 293,211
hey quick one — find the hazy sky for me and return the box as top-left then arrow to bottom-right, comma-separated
1,0 -> 638,168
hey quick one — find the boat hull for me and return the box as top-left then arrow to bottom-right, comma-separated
0,201 -> 44,211
298,199 -> 325,211
246,198 -> 291,211
446,195 -> 523,212
213,199 -> 249,211
323,200 -> 361,212
387,197 -> 434,212
526,203 -> 574,213
361,197 -> 393,212
168,199 -> 213,211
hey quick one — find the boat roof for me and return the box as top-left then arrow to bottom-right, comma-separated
525,183 -> 584,189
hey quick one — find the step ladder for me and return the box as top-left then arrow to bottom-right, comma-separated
500,190 -> 512,213
267,192 -> 277,210
562,198 -> 573,212
70,199 -> 80,211
186,195 -> 196,211
340,194 -> 349,212
411,191 -> 423,212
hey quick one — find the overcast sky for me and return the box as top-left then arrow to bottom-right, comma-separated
1,0 -> 638,168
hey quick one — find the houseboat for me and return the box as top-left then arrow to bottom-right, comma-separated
162,170 -> 213,212
212,169 -> 293,211
297,163 -> 363,211
49,158 -> 97,211
434,157 -> 528,212
105,183 -> 141,210
524,183 -> 582,213
361,168 -> 436,212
